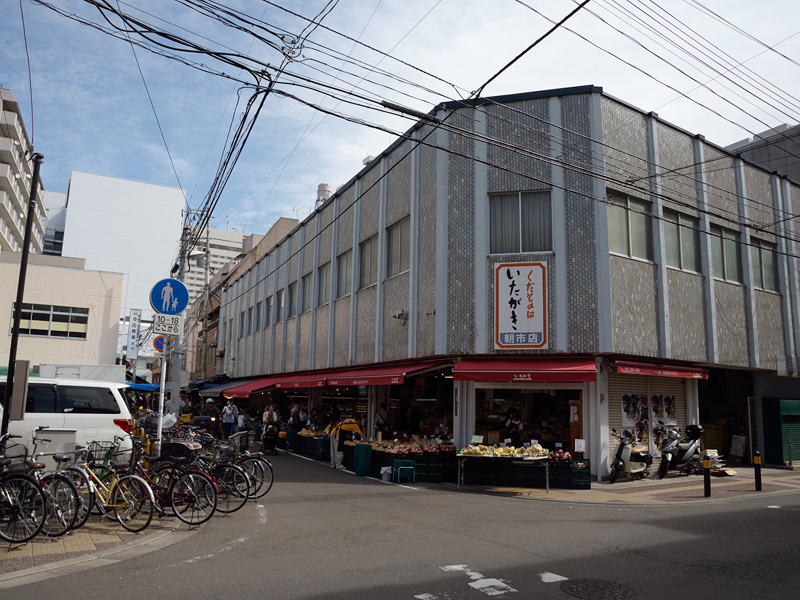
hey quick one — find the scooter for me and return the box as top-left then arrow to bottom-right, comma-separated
653,423 -> 704,478
609,428 -> 653,483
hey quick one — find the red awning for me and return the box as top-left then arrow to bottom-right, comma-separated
615,361 -> 708,379
453,357 -> 597,383
325,359 -> 451,386
223,378 -> 275,399
274,375 -> 326,389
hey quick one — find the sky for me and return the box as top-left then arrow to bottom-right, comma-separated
2,0 -> 800,237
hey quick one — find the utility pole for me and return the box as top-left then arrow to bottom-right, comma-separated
167,225 -> 190,415
202,226 -> 210,378
2,153 -> 43,436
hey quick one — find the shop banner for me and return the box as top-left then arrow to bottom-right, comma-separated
620,393 -> 649,443
494,261 -> 547,349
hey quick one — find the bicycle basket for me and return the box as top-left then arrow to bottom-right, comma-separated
2,441 -> 28,471
161,440 -> 201,462
87,441 -> 118,466
228,431 -> 255,453
110,447 -> 134,468
215,443 -> 237,463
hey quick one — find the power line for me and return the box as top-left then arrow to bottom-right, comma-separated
18,0 -> 35,144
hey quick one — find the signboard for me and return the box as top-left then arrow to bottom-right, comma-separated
494,261 -> 547,349
153,313 -> 184,336
126,309 -> 142,360
150,278 -> 189,315
153,336 -> 165,352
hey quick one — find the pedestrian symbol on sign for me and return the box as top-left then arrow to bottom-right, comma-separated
150,279 -> 189,316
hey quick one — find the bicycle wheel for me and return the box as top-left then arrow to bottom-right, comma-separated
212,464 -> 249,514
40,473 -> 79,538
170,471 -> 217,525
64,467 -> 94,529
111,475 -> 154,533
0,473 -> 46,543
238,457 -> 273,499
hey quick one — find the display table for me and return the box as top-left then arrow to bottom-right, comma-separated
457,456 -> 591,490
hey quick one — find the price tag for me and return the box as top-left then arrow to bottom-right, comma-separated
471,435 -> 484,444
524,442 -> 530,447
531,439 -> 538,446
504,438 -> 512,445
555,442 -> 562,448
575,439 -> 586,452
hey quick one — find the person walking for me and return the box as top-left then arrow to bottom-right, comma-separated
222,399 -> 239,439
329,418 -> 365,470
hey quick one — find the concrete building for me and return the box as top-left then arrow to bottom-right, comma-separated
0,87 -> 45,255
182,226 -> 246,304
727,124 -> 800,182
215,85 -> 800,480
0,253 -> 123,370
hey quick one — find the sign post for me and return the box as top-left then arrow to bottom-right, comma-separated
149,279 -> 189,453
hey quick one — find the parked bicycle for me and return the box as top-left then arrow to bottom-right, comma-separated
0,433 -> 47,544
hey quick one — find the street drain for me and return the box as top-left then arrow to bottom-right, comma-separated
559,579 -> 643,600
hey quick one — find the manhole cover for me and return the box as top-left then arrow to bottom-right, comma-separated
559,579 -> 643,600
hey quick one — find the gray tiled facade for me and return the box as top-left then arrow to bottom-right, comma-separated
218,86 -> 798,381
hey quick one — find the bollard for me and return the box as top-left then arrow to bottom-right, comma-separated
755,450 -> 762,491
703,454 -> 711,497
789,440 -> 794,468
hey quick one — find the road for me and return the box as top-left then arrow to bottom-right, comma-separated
6,454 -> 800,599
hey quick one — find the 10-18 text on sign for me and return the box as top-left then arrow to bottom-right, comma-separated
153,313 -> 184,336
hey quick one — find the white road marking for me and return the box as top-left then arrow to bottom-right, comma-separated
539,572 -> 568,583
440,564 -> 517,596
256,503 -> 267,524
767,505 -> 781,509
175,536 -> 249,565
414,594 -> 439,599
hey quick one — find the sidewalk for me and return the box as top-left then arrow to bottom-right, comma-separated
456,464 -> 800,505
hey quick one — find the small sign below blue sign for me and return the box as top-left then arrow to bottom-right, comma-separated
150,278 -> 189,315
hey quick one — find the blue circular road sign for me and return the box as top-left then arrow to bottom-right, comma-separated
150,278 -> 189,315
153,336 -> 165,352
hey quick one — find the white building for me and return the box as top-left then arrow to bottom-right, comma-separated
0,87 -> 45,255
183,227 -> 247,304
60,171 -> 185,335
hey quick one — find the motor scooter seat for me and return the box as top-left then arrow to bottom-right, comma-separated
677,441 -> 693,452
632,444 -> 648,453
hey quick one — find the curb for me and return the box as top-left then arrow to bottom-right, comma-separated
0,523 -> 199,589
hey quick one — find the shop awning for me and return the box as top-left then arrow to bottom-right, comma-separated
223,378 -> 275,399
199,379 -> 259,398
453,357 -> 597,382
186,374 -> 229,390
124,382 -> 159,392
615,361 -> 708,379
325,359 -> 452,386
274,374 -> 327,389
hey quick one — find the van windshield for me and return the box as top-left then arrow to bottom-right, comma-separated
59,386 -> 121,414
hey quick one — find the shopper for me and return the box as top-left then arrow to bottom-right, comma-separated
263,403 -> 279,427
329,417 -> 365,470
222,399 -> 239,439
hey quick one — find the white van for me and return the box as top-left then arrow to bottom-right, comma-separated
0,377 -> 134,456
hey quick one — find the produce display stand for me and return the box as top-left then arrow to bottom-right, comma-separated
457,455 -> 549,492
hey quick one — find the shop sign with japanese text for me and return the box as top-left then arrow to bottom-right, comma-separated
494,261 -> 547,349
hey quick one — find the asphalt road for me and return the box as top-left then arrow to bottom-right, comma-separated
7,454 -> 800,600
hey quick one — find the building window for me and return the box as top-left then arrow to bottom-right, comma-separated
287,282 -> 297,318
318,262 -> 330,306
489,191 -> 552,254
238,311 -> 246,338
246,307 -> 253,335
386,217 -> 410,277
710,225 -> 742,283
13,304 -> 88,339
751,239 -> 778,291
359,235 -> 378,288
264,296 -> 272,326
607,192 -> 653,260
337,250 -> 352,298
300,274 -> 312,313
254,302 -> 262,331
663,209 -> 700,272
275,289 -> 284,324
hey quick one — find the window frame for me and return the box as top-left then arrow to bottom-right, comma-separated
359,235 -> 379,289
663,209 -> 700,272
386,217 -> 410,278
709,225 -> 743,283
274,289 -> 284,324
489,190 -> 553,254
287,282 -> 297,318
318,262 -> 331,306
13,303 -> 89,340
607,192 -> 653,261
337,250 -> 353,298
264,296 -> 272,326
750,238 -> 778,291
300,274 -> 312,313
